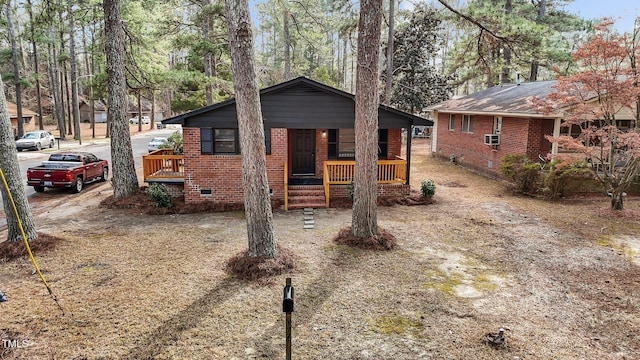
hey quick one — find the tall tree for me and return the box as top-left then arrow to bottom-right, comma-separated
0,78 -> 38,242
351,0 -> 383,239
6,0 -> 25,138
538,20 -> 640,210
68,1 -> 82,143
384,0 -> 395,105
388,3 -> 454,114
225,0 -> 276,257
104,0 -> 139,198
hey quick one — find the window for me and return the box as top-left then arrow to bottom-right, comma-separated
462,115 -> 474,133
264,128 -> 271,155
214,129 -> 238,153
378,129 -> 388,158
328,129 -> 388,159
493,117 -> 502,134
201,127 -> 271,155
448,114 -> 455,130
328,129 -> 356,159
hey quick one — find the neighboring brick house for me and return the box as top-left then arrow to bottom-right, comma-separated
149,77 -> 432,209
428,81 -> 563,177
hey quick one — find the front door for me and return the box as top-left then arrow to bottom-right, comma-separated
292,129 -> 316,175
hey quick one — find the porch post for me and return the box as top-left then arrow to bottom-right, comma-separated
406,126 -> 412,184
551,117 -> 561,155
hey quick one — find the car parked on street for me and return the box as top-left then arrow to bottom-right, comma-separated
16,130 -> 56,151
129,115 -> 150,124
147,137 -> 168,152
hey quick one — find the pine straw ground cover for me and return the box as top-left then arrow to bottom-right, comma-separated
1,139 -> 640,359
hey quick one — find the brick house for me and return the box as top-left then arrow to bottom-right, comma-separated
428,81 -> 565,177
146,77 -> 432,209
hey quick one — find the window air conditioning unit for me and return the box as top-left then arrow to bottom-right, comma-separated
484,134 -> 500,146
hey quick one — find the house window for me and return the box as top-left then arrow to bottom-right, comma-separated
328,129 -> 356,159
493,116 -> 502,134
378,129 -> 388,159
448,114 -> 455,130
201,127 -> 271,155
559,121 -> 582,138
462,115 -> 473,133
327,129 -> 388,159
214,129 -> 239,154
265,128 -> 271,155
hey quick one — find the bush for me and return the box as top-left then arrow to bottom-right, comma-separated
146,183 -> 173,207
501,154 -> 542,194
541,160 -> 592,199
420,179 -> 436,198
160,131 -> 183,155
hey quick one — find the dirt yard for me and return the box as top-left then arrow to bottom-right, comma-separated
1,139 -> 640,359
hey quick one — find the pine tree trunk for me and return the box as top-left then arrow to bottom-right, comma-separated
6,2 -> 24,138
384,0 -> 395,105
69,3 -> 82,144
225,0 -> 276,258
352,0 -> 383,239
0,78 -> 38,242
48,27 -> 66,139
284,10 -> 291,80
104,0 -> 139,199
26,0 -> 44,131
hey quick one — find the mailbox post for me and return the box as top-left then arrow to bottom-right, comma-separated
283,278 -> 294,360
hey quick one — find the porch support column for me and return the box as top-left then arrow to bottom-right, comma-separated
406,126 -> 412,184
551,117 -> 561,155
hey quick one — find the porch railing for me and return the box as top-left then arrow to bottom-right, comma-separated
323,159 -> 407,207
143,149 -> 185,181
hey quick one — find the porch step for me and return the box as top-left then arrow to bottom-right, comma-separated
288,185 -> 326,210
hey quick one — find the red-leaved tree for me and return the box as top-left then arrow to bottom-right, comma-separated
539,19 -> 640,210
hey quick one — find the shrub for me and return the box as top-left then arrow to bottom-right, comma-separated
501,154 -> 542,194
420,179 -> 436,198
146,183 -> 173,207
541,160 -> 591,199
159,131 -> 183,155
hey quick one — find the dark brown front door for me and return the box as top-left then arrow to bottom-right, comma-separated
292,129 -> 315,175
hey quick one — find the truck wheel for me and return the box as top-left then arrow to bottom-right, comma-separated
49,140 -> 54,148
72,177 -> 84,193
100,167 -> 108,182
35,143 -> 42,151
34,186 -> 45,193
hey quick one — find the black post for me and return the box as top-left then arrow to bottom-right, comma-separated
283,277 -> 294,360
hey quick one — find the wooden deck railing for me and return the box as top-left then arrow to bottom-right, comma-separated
143,149 -> 185,182
322,159 -> 407,206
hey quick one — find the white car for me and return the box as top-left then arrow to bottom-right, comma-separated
147,137 -> 168,152
129,115 -> 150,124
16,130 -> 56,151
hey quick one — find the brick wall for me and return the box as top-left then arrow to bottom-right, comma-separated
434,112 -> 554,176
183,127 -> 287,204
182,127 -> 406,205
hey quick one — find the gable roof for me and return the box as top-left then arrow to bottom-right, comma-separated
429,81 -> 560,117
6,101 -> 38,118
163,77 -> 432,129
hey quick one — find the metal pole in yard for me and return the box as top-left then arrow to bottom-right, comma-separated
283,277 -> 294,360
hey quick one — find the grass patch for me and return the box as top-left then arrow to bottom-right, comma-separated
423,270 -> 462,296
368,315 -> 424,336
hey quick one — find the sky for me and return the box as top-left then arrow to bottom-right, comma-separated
563,0 -> 638,33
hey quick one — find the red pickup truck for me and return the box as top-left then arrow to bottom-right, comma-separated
27,152 -> 109,193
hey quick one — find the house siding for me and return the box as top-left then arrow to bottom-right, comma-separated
434,112 -> 553,176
